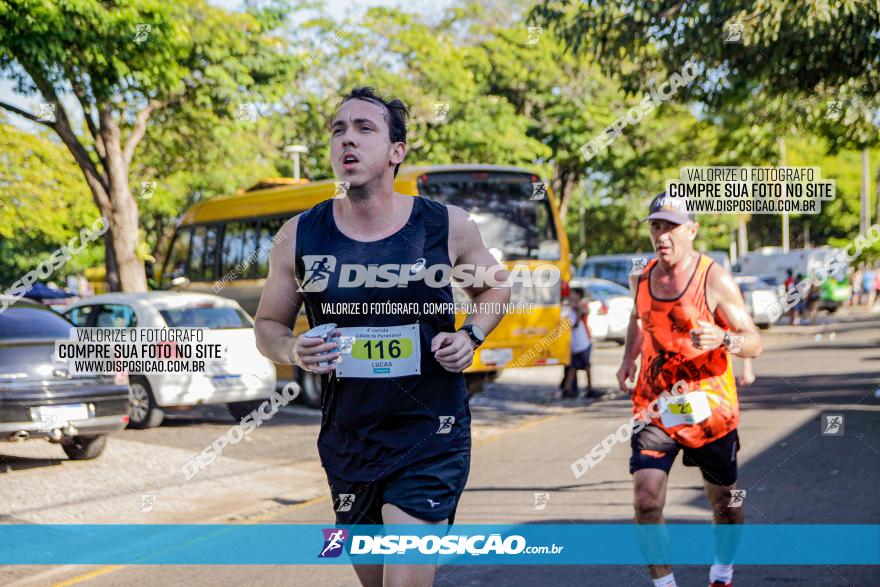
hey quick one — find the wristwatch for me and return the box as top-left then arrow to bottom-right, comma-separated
722,331 -> 733,350
458,324 -> 486,349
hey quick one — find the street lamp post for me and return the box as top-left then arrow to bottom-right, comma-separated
283,144 -> 309,180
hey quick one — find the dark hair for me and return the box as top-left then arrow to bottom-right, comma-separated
338,87 -> 409,177
570,287 -> 585,298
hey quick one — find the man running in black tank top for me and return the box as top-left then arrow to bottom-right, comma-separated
255,87 -> 511,587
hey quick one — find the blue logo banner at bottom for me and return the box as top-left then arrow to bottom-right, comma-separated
0,524 -> 877,565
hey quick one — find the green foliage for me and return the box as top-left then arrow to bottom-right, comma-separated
0,0 -> 297,289
531,0 -> 880,151
0,120 -> 103,284
1,0 -> 876,281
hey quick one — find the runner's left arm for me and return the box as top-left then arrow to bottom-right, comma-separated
692,264 -> 763,358
445,204 -> 511,335
430,205 -> 511,372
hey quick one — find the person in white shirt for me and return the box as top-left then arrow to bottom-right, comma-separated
561,287 -> 597,398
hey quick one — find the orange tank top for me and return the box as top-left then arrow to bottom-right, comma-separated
634,254 -> 739,448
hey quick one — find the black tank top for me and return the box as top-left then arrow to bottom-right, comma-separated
294,196 -> 471,482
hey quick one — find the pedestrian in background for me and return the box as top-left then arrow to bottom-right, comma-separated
793,273 -> 807,325
783,269 -> 796,322
850,267 -> 862,306
862,266 -> 875,305
873,266 -> 880,306
806,282 -> 821,325
560,286 -> 595,399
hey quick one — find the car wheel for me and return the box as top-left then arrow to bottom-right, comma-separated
62,435 -> 108,460
227,400 -> 265,422
298,370 -> 323,409
128,377 -> 165,429
757,322 -> 771,330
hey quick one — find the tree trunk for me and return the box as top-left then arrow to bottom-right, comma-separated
109,184 -> 147,292
557,172 -> 577,221
102,231 -> 120,292
100,109 -> 148,293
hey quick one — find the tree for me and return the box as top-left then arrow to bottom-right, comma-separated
0,119 -> 103,284
532,0 -> 879,252
0,0 -> 294,291
532,1 -> 879,107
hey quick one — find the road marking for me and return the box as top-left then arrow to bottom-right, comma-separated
46,495 -> 327,587
47,409 -> 563,585
50,565 -> 124,587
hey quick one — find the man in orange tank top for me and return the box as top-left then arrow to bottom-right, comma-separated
616,194 -> 763,587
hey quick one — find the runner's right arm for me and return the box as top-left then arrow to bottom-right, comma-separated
254,216 -> 340,374
616,274 -> 643,392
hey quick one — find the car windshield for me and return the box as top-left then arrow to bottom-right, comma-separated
0,305 -> 72,340
159,306 -> 252,329
584,281 -> 630,300
575,258 -> 640,287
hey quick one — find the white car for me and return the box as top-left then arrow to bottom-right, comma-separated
63,292 -> 276,428
734,275 -> 781,329
569,278 -> 634,344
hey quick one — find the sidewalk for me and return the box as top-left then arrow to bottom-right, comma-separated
763,304 -> 880,338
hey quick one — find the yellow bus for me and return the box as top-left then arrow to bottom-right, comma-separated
157,165 -> 572,406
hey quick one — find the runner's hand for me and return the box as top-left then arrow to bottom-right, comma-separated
616,358 -> 638,393
738,358 -> 756,387
292,332 -> 340,374
431,331 -> 474,373
738,371 -> 756,387
689,320 -> 725,351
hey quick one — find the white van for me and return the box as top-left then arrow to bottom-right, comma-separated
737,247 -> 847,283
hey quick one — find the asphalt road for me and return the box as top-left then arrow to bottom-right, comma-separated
2,310 -> 879,586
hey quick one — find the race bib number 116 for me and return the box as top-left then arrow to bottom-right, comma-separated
335,324 -> 421,379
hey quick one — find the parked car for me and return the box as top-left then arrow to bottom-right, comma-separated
63,292 -> 276,428
575,253 -> 643,288
733,275 -> 781,329
569,277 -> 634,344
0,296 -> 129,459
706,250 -> 733,273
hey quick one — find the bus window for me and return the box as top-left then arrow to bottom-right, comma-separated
202,226 -> 219,281
190,225 -> 220,282
190,226 -> 206,280
418,172 -> 558,261
221,220 -> 260,279
221,221 -> 245,277
256,217 -> 285,277
161,227 -> 192,288
240,221 -> 258,278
